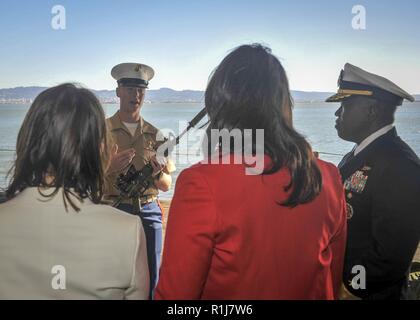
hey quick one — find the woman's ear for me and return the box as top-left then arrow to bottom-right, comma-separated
116,87 -> 121,98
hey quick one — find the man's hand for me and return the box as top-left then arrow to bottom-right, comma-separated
150,155 -> 174,192
150,155 -> 166,177
107,145 -> 136,174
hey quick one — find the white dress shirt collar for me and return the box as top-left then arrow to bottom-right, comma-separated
354,124 -> 394,156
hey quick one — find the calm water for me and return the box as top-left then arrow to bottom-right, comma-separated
1,102 -> 420,199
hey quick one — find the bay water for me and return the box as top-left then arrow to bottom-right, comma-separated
1,102 -> 419,199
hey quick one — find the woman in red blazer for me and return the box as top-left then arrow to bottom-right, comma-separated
155,44 -> 347,300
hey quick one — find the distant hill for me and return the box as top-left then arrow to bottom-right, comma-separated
291,91 -> 336,102
146,88 -> 205,103
0,86 -> 418,104
0,87 -> 46,100
0,87 -> 205,104
88,87 -> 205,103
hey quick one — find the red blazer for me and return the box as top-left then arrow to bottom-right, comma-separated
155,156 -> 347,300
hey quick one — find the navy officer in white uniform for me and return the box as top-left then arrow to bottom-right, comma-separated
326,63 -> 420,299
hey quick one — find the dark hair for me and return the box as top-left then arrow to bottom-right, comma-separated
205,44 -> 322,207
6,83 -> 109,211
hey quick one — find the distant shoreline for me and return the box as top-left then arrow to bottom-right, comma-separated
0,101 -> 205,105
1,87 -> 419,104
1,100 -> 419,105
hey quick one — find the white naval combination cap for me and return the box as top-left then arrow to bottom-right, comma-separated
326,63 -> 415,105
111,63 -> 155,88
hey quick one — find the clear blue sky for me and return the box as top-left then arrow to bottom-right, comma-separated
0,0 -> 419,93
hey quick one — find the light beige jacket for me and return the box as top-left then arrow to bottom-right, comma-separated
0,188 -> 149,300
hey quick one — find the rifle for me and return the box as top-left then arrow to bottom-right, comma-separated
112,107 -> 207,211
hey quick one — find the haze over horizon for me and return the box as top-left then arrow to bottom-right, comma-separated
1,86 -> 419,104
0,85 -> 342,94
